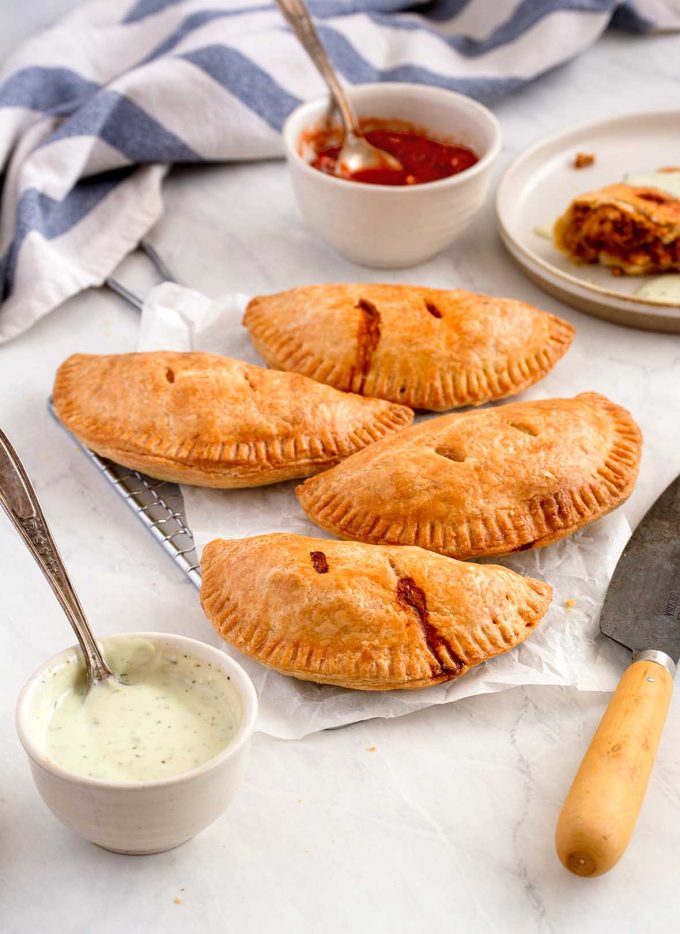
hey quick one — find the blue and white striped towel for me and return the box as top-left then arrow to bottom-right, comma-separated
0,0 -> 676,343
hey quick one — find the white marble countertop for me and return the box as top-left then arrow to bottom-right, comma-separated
3,16 -> 680,934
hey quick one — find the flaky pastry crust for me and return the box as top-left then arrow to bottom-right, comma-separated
297,393 -> 642,559
200,534 -> 552,690
53,352 -> 413,488
243,284 -> 574,411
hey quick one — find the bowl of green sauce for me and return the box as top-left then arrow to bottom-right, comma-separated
16,632 -> 258,855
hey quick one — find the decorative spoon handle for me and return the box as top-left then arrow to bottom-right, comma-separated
0,429 -> 112,684
275,0 -> 361,136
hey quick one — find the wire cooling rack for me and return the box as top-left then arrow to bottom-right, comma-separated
49,399 -> 201,588
50,243 -> 204,586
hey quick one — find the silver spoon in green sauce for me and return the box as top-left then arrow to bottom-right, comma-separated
0,429 -> 114,689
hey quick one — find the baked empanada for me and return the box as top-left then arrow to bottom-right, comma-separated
297,393 -> 641,559
554,183 -> 680,275
243,284 -> 574,411
53,352 -> 413,488
200,534 -> 552,691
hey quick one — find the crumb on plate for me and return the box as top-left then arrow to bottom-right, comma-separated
565,598 -> 576,609
574,152 -> 595,169
367,746 -> 377,752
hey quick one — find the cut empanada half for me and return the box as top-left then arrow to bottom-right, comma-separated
200,534 -> 552,691
297,393 -> 642,559
554,183 -> 680,275
53,352 -> 413,488
243,284 -> 574,411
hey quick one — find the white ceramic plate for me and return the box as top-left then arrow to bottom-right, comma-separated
496,110 -> 680,332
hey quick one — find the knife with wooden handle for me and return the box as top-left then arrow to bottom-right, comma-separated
556,474 -> 680,877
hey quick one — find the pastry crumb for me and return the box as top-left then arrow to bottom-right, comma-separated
565,598 -> 576,609
174,897 -> 184,905
367,746 -> 377,752
573,152 -> 595,169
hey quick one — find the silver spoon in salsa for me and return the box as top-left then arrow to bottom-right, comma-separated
0,429 -> 115,689
275,0 -> 403,179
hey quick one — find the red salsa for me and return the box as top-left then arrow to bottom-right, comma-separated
307,120 -> 479,186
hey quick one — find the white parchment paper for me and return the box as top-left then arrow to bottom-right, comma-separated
138,282 -> 629,738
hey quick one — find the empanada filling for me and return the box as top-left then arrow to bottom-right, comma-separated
561,203 -> 680,272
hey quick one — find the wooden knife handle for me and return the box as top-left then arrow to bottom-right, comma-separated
555,656 -> 673,877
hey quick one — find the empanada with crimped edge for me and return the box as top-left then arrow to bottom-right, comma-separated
243,284 -> 574,411
53,352 -> 413,488
200,534 -> 552,691
297,393 -> 642,558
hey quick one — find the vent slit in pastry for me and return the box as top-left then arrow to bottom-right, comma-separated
244,284 -> 575,411
395,576 -> 464,675
53,351 -> 413,489
309,550 -> 329,574
434,445 -> 466,463
353,298 -> 382,393
297,393 -> 642,559
200,534 -> 552,691
509,421 -> 539,437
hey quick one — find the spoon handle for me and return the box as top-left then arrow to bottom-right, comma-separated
0,429 -> 112,682
275,0 -> 360,135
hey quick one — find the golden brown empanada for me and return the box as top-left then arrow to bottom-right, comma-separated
243,284 -> 574,411
554,183 -> 680,275
297,393 -> 641,559
53,352 -> 413,488
200,534 -> 552,691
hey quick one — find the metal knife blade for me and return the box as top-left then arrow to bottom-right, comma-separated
600,474 -> 680,664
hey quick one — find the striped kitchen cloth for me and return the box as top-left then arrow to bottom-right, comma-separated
0,0 -> 676,343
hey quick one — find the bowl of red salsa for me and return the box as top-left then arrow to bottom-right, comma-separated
307,121 -> 479,187
284,83 -> 501,268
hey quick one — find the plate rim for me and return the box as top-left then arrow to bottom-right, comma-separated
495,108 -> 680,314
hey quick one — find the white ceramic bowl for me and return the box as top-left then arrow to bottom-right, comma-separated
16,632 -> 258,855
283,82 -> 501,268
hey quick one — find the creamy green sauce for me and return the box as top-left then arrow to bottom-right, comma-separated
625,170 -> 680,200
534,222 -> 554,240
636,274 -> 680,305
33,638 -> 241,782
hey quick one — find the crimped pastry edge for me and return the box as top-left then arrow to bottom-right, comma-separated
53,353 -> 413,488
244,291 -> 575,411
200,536 -> 553,690
296,393 -> 642,558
